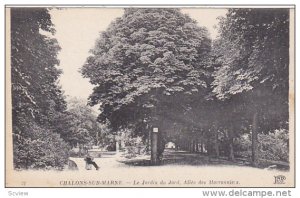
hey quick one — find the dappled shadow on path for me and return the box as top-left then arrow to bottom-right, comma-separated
120,149 -> 250,167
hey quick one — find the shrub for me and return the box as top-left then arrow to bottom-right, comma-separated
13,123 -> 70,170
116,129 -> 148,159
234,128 -> 289,162
258,129 -> 289,162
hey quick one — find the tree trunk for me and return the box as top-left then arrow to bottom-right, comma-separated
252,112 -> 259,167
151,131 -> 158,165
116,141 -> 119,153
207,133 -> 211,156
200,142 -> 203,153
228,128 -> 235,161
182,140 -> 187,151
195,139 -> 199,152
157,134 -> 165,163
79,144 -> 83,157
191,140 -> 195,153
146,130 -> 150,152
228,138 -> 234,161
215,132 -> 219,158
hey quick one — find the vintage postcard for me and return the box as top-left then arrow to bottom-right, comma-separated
5,5 -> 295,187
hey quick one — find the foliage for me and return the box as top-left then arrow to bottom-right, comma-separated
258,129 -> 289,162
81,8 -> 212,133
11,8 -> 69,169
212,9 -> 289,101
80,8 -> 290,165
116,129 -> 148,158
234,129 -> 289,162
210,9 -> 290,163
13,121 -> 70,170
211,8 -> 289,130
55,98 -> 101,147
11,8 -> 66,128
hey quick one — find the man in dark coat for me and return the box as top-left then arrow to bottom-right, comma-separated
84,154 -> 99,170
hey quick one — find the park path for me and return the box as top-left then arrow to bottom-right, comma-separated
69,149 -> 288,171
69,152 -> 125,170
70,149 -> 251,170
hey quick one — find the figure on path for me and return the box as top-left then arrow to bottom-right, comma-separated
84,153 -> 99,170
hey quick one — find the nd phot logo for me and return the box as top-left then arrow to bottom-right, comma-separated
274,175 -> 286,184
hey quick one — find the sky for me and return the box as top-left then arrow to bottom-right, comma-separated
50,8 -> 227,103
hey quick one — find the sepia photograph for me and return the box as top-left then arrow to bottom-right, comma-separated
5,5 -> 295,187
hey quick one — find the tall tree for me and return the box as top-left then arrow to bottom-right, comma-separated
212,8 -> 289,165
81,8 -> 212,160
55,98 -> 102,148
11,8 -> 68,169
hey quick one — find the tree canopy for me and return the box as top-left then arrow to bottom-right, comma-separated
211,8 -> 289,164
81,8 -> 212,132
212,8 -> 289,131
56,98 -> 102,147
11,8 -> 68,169
10,7 -> 290,169
11,8 -> 67,134
81,8 -> 290,165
